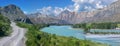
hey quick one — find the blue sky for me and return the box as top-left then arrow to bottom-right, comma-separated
0,0 -> 117,14
0,0 -> 74,13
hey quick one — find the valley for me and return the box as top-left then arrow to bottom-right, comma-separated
1,0 -> 120,46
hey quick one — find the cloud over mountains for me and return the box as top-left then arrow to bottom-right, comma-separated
35,0 -> 117,15
72,0 -> 117,11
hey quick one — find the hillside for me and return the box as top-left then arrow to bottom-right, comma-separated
0,14 -> 11,36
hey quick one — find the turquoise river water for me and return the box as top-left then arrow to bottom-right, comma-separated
41,26 -> 120,46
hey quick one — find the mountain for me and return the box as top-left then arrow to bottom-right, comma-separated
58,0 -> 120,24
0,4 -> 32,23
86,0 -> 120,23
58,10 -> 76,24
28,12 -> 69,24
0,4 -> 26,20
58,10 -> 96,24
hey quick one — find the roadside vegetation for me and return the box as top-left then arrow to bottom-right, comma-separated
17,22 -> 108,46
0,14 -> 11,37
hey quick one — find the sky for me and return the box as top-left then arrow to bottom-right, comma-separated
0,0 -> 118,14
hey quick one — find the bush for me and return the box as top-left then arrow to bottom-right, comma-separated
0,14 -> 11,36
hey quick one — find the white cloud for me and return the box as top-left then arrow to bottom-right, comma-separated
23,11 -> 28,14
84,6 -> 92,11
37,6 -> 52,15
54,7 -> 64,15
89,0 -> 94,3
36,6 -> 64,15
74,3 -> 80,12
96,1 -> 104,8
33,0 -> 117,15
36,6 -> 73,16
72,0 -> 117,12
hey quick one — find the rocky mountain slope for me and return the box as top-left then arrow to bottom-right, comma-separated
0,4 -> 32,23
58,10 -> 76,24
86,0 -> 120,23
0,4 -> 26,20
58,10 -> 97,24
58,0 -> 120,24
28,12 -> 69,24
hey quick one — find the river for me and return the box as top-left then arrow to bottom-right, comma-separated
41,26 -> 120,46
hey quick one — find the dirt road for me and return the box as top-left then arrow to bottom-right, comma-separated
0,22 -> 26,46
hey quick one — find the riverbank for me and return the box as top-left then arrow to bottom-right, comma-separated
85,34 -> 120,46
86,34 -> 120,38
71,28 -> 120,34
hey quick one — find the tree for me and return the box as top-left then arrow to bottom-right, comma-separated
83,23 -> 92,34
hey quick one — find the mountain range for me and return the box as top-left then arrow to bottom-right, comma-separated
87,0 -> 120,23
58,0 -> 120,23
28,12 -> 69,24
0,0 -> 120,24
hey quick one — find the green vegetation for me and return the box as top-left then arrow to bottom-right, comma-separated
117,24 -> 120,28
0,14 -> 11,37
73,22 -> 117,29
72,22 -> 120,34
73,23 -> 92,34
90,31 -> 120,34
91,23 -> 117,29
17,22 -> 108,46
